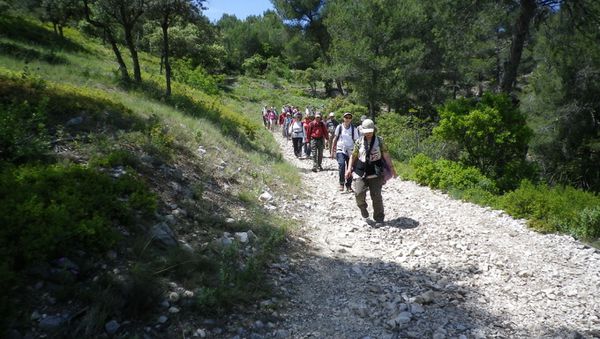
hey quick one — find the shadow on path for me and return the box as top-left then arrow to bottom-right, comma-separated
384,217 -> 420,230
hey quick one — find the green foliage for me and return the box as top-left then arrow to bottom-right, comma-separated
242,54 -> 267,77
410,153 -> 498,194
0,163 -> 156,268
434,93 -> 534,191
522,10 -> 600,191
376,113 -> 447,161
0,95 -> 51,164
0,70 -> 144,133
266,56 -> 292,80
172,59 -> 223,95
0,14 -> 85,52
0,41 -> 68,64
195,223 -> 286,314
500,180 -> 600,239
322,96 -> 368,125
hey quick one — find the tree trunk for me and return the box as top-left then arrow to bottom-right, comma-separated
58,25 -> 63,38
161,19 -> 171,98
124,25 -> 142,83
106,28 -> 130,83
501,0 -> 537,93
335,79 -> 344,96
83,0 -> 130,83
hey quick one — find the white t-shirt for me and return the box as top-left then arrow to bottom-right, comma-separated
335,124 -> 360,155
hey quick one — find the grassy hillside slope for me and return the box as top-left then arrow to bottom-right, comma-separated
0,14 -> 301,337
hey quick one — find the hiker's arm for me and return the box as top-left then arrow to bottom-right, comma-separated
331,126 -> 339,158
345,154 -> 357,179
331,139 -> 337,158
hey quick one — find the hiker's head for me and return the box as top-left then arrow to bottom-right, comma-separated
343,112 -> 352,124
361,119 -> 376,137
329,112 -> 335,118
315,112 -> 322,120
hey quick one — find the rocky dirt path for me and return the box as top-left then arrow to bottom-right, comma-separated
270,132 -> 600,339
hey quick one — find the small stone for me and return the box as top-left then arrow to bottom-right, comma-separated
105,320 -> 120,335
158,316 -> 168,324
66,116 -> 84,126
165,214 -> 176,224
259,192 -> 273,202
235,232 -> 249,243
168,292 -> 180,303
274,329 -> 289,338
31,311 -> 41,321
194,328 -> 207,338
168,306 -> 180,314
225,218 -> 235,224
38,315 -> 66,331
410,303 -> 425,314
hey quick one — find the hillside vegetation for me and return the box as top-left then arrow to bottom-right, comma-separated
0,14 -> 303,337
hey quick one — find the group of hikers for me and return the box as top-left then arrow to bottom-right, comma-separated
263,105 -> 397,227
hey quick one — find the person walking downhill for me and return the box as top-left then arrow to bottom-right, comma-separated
282,112 -> 292,139
325,112 -> 339,156
331,112 -> 360,192
267,108 -> 277,131
306,112 -> 329,172
302,113 -> 313,158
345,119 -> 397,227
288,112 -> 305,157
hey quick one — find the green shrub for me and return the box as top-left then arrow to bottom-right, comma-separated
377,113 -> 444,161
410,153 -> 498,194
500,180 -> 600,239
0,71 -> 144,135
434,93 -> 534,191
241,54 -> 267,77
0,163 -> 156,268
172,59 -> 222,95
574,207 -> 600,239
0,97 -> 51,164
266,57 -> 292,81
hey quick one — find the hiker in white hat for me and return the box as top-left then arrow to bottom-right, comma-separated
345,119 -> 397,227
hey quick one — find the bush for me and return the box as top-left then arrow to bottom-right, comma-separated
0,97 -> 51,164
434,93 -> 534,191
377,113 -> 446,161
241,54 -> 267,77
0,163 -> 156,268
0,70 -> 144,135
500,180 -> 600,239
172,59 -> 222,95
410,153 -> 498,194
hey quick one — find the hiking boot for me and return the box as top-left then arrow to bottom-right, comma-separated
319,165 -> 324,171
339,185 -> 345,192
360,208 -> 369,218
312,168 -> 318,172
373,221 -> 385,228
346,186 -> 354,193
